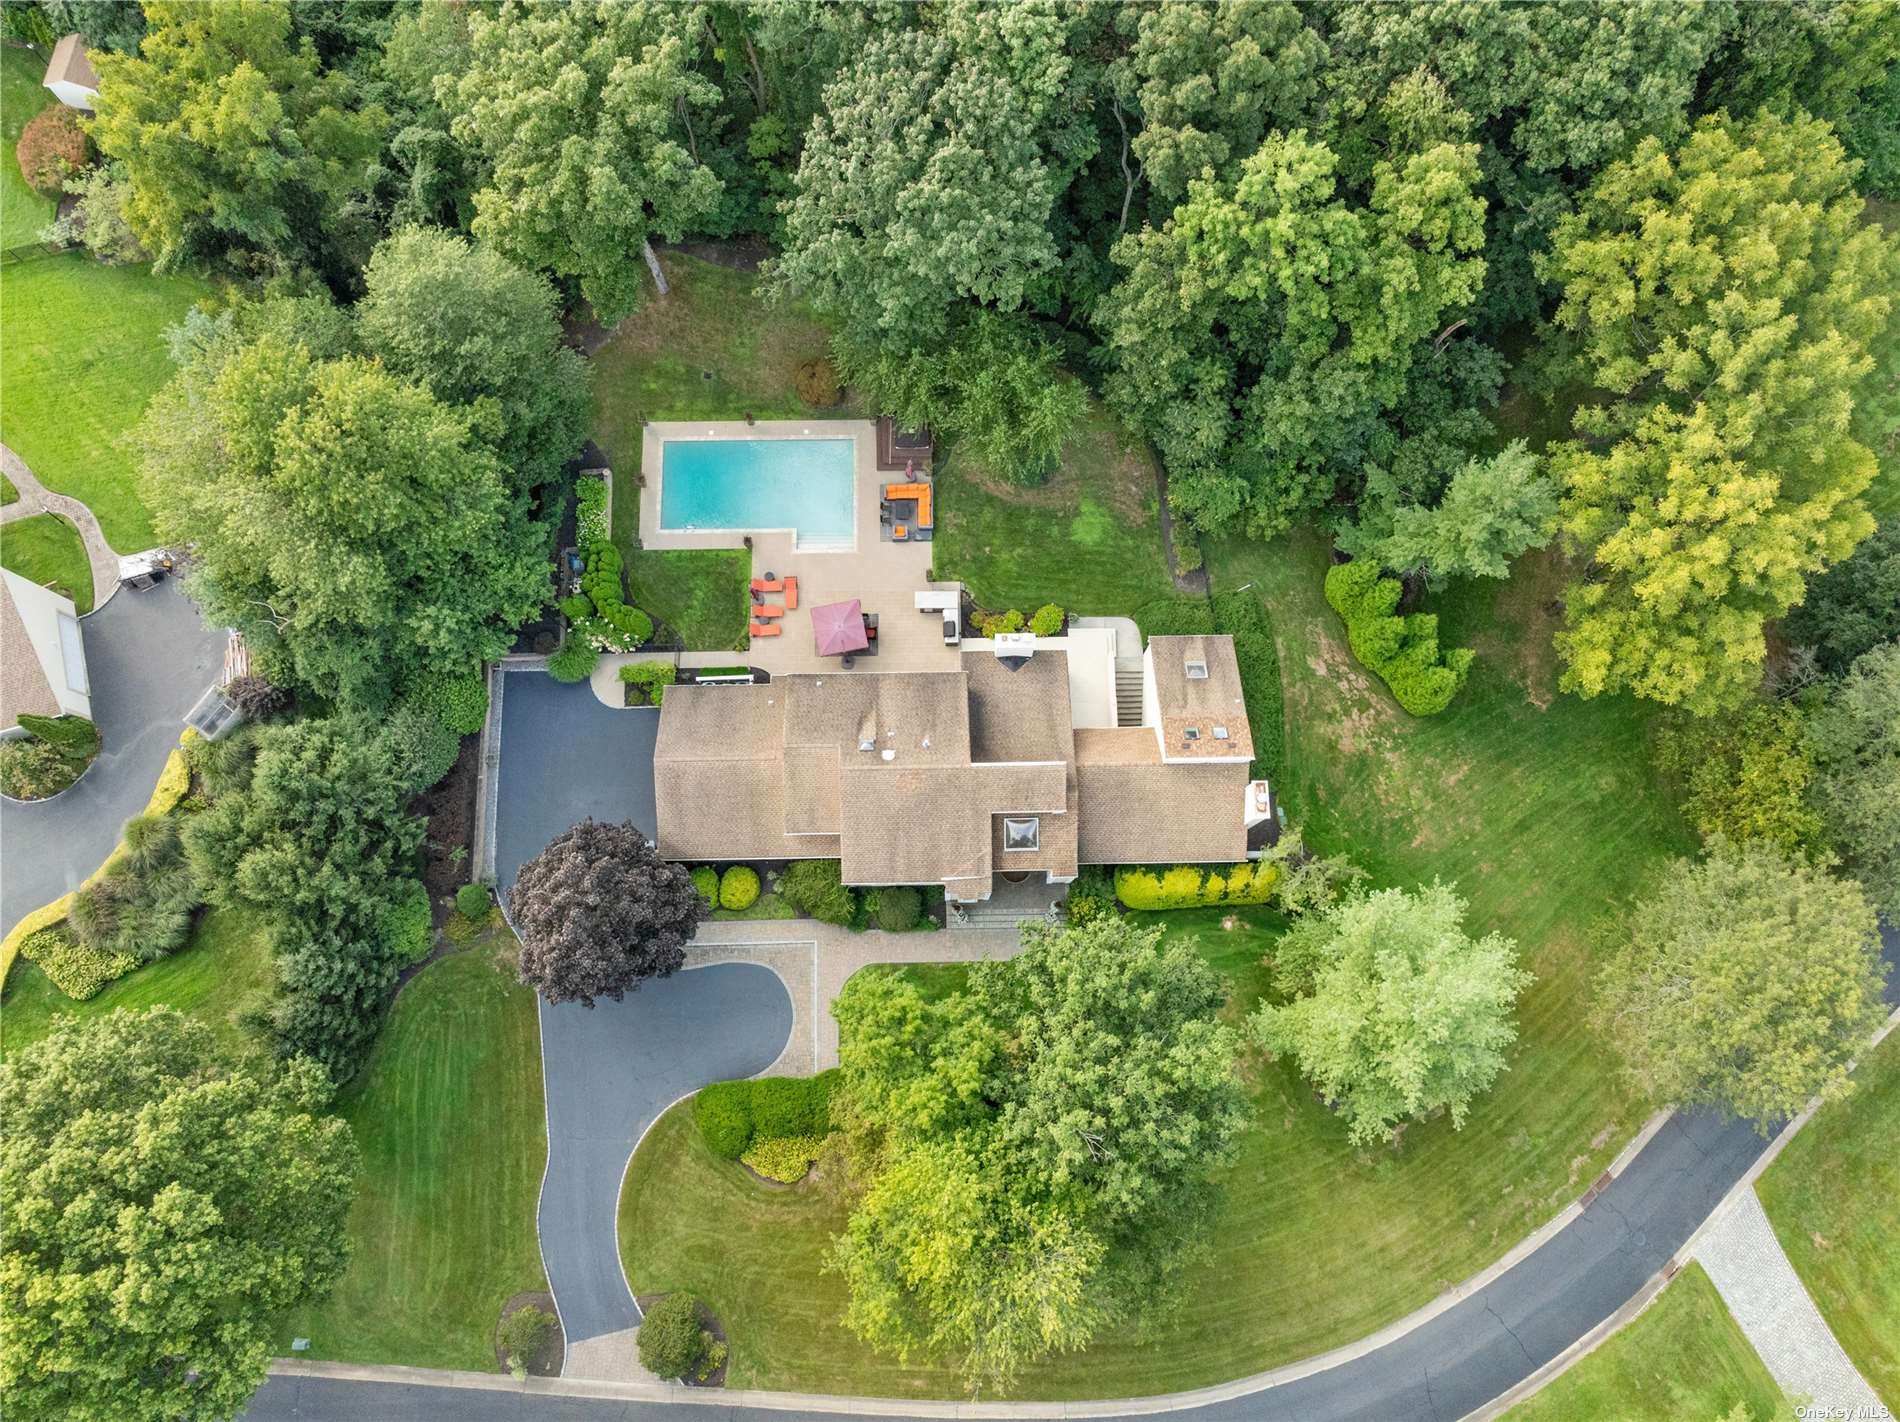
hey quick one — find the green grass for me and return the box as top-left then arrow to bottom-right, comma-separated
1,46 -> 57,249
1758,1030 -> 1900,1407
0,252 -> 210,551
1,510 -> 92,611
592,254 -> 858,652
932,401 -> 1179,618
2,472 -> 18,505
711,889 -> 797,922
1501,1262 -> 1783,1421
279,934 -> 549,1372
0,906 -> 275,1061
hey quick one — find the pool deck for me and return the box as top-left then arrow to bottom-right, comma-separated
640,419 -> 959,676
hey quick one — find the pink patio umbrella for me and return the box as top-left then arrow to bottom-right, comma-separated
811,598 -> 869,657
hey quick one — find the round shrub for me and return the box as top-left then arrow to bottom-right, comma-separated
778,859 -> 855,925
17,106 -> 87,197
455,882 -> 492,918
741,1134 -> 825,1183
499,1304 -> 556,1379
793,356 -> 841,407
547,639 -> 600,684
558,593 -> 593,622
874,885 -> 922,931
976,608 -> 1025,637
719,865 -> 760,911
637,1293 -> 705,1380
690,865 -> 719,908
694,1080 -> 754,1159
1028,603 -> 1065,637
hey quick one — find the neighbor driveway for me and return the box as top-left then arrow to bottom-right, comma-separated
1,580 -> 221,934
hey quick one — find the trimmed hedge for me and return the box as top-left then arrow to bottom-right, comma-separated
694,1071 -> 838,1159
19,926 -> 136,1000
576,476 -> 610,546
455,881 -> 492,919
742,1134 -> 826,1183
718,865 -> 760,911
1064,866 -> 1116,923
379,880 -> 435,966
1028,603 -> 1065,636
1114,861 -> 1280,910
17,713 -> 100,759
619,660 -> 677,706
690,865 -> 719,908
874,885 -> 923,931
1211,589 -> 1284,782
1323,560 -> 1474,716
637,1293 -> 704,1380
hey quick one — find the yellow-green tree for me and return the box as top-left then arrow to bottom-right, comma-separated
1543,110 -> 1898,714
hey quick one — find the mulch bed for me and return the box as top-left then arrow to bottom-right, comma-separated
634,1294 -> 730,1388
411,734 -> 480,926
495,1290 -> 564,1378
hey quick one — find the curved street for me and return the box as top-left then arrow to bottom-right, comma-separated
1,579 -> 222,935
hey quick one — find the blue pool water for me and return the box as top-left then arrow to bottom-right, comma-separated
660,438 -> 855,545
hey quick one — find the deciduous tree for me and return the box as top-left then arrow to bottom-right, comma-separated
1656,701 -> 1827,857
1806,644 -> 1900,918
1543,110 -> 1898,713
510,820 -> 703,1007
86,0 -> 385,275
1254,882 -> 1531,1146
1784,521 -> 1900,674
1348,440 -> 1556,583
0,1008 -> 355,1422
444,0 -> 722,323
1595,838 -> 1888,1123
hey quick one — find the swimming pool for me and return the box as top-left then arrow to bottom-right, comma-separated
659,438 -> 855,547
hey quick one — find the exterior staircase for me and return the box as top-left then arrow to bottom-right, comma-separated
1114,658 -> 1145,727
948,874 -> 1066,930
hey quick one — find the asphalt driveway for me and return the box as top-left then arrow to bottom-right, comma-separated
492,669 -> 659,893
1,580 -> 221,935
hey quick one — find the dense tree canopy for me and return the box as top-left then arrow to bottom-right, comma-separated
137,312 -> 548,709
1544,110 -> 1898,714
511,820 -> 704,1007
0,1009 -> 355,1422
1595,838 -> 1888,1123
1100,126 -> 1488,536
831,916 -> 1246,1390
444,0 -> 722,322
88,0 -> 386,279
1784,521 -> 1900,674
1806,643 -> 1900,918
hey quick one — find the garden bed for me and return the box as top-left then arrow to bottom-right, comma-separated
494,1291 -> 564,1378
411,734 -> 480,925
636,1294 -> 729,1388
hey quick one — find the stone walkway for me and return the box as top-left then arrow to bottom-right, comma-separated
685,917 -> 1027,1075
1,442 -> 126,610
1695,1189 -> 1888,1417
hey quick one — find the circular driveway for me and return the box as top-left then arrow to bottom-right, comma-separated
1,580 -> 222,935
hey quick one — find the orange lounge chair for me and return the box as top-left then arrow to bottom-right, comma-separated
754,604 -> 785,619
750,577 -> 784,593
783,576 -> 798,610
893,524 -> 910,541
750,621 -> 781,637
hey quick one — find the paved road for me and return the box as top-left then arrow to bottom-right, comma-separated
492,670 -> 659,892
1,580 -> 221,934
536,967 -> 793,1354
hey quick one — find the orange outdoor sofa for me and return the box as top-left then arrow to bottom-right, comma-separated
884,482 -> 933,529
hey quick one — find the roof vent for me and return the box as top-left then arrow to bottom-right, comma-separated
1185,657 -> 1209,680
880,748 -> 896,762
993,632 -> 1035,671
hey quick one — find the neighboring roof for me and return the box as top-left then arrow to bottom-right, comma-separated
1147,635 -> 1254,761
2,569 -> 82,731
1075,727 -> 1249,864
44,33 -> 98,91
1,573 -> 63,728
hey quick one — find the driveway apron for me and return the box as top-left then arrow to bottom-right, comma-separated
2,580 -> 221,934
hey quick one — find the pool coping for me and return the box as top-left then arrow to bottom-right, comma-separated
639,419 -> 876,555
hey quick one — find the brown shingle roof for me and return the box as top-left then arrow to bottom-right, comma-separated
964,648 -> 1074,764
781,671 -> 970,764
1,575 -> 62,730
782,744 -> 842,835
1076,725 -> 1248,864
1147,635 -> 1254,761
44,33 -> 98,90
837,760 -> 1066,885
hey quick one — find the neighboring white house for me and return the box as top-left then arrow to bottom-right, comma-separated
1,568 -> 90,735
42,33 -> 99,110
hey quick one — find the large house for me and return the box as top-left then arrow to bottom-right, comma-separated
652,631 -> 1274,902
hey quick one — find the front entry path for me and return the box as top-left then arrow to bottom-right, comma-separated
0,443 -> 125,606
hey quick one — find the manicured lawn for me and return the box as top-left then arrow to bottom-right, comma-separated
1,510 -> 92,611
1758,1031 -> 1900,1406
279,934 -> 549,1372
711,889 -> 797,922
592,254 -> 850,652
932,401 -> 1179,618
1,45 -> 57,249
0,906 -> 275,1061
1,472 -> 18,504
0,252 -> 210,551
1501,1262 -> 1783,1421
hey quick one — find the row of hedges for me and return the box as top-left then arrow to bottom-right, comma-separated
694,1071 -> 839,1160
974,603 -> 1065,638
1114,861 -> 1280,910
1323,560 -> 1474,716
691,864 -> 761,912
560,540 -> 654,650
1211,589 -> 1284,782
